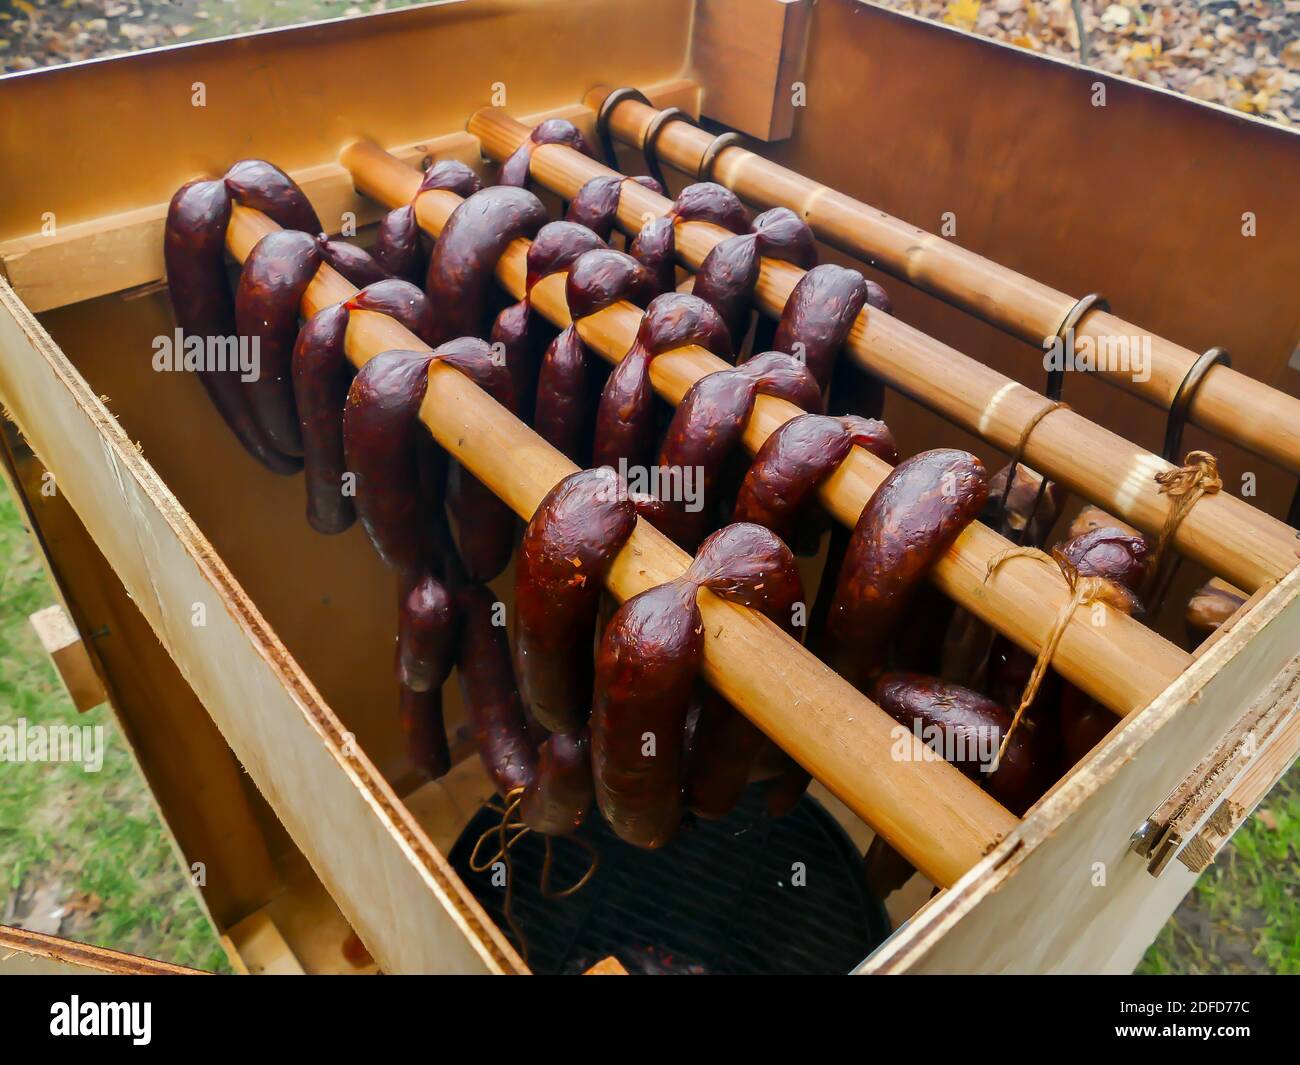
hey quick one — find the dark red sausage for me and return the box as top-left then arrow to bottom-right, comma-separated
424,186 -> 548,344
399,684 -> 452,780
654,352 -> 821,550
373,160 -> 485,284
770,265 -> 870,395
692,208 -> 817,343
343,350 -> 442,579
164,179 -> 301,473
733,413 -> 897,542
534,327 -> 592,462
1057,526 -> 1150,591
592,292 -> 732,471
497,118 -> 594,189
456,583 -> 538,798
566,175 -> 664,242
456,581 -> 592,836
397,571 -> 456,693
519,729 -> 594,837
234,229 -> 322,456
668,183 -> 751,233
564,248 -> 657,319
293,279 -> 433,535
684,538 -> 804,820
223,159 -> 322,234
824,449 -> 988,686
315,235 -> 388,288
165,161 -> 322,474
874,672 -> 1046,816
515,468 -> 639,733
592,523 -> 799,847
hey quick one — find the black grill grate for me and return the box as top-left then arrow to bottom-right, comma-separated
448,788 -> 889,974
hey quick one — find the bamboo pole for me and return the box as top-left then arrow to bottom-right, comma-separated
594,91 -> 1300,483
340,138 -> 1190,722
464,108 -> 1298,596
224,203 -> 1015,888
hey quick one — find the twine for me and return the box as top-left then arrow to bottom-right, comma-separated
996,401 -> 1069,544
983,547 -> 1111,762
1144,450 -> 1222,610
468,788 -> 600,962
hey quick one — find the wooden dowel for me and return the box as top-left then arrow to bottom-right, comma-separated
224,202 -> 1016,889
340,138 -> 1190,721
596,91 -> 1300,482
465,108 -> 1297,596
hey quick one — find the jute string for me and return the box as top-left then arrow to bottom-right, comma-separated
983,547 -> 1110,762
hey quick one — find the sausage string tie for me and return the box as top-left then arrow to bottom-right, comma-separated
1144,450 -> 1222,611
468,788 -> 601,961
997,400 -> 1069,545
983,547 -> 1110,761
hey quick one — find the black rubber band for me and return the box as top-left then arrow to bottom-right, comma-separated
594,87 -> 653,169
1162,346 -> 1230,462
640,107 -> 696,189
698,131 -> 745,183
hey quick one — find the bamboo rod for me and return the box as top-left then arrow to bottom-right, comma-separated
595,91 -> 1300,482
224,202 -> 1016,889
340,138 -> 1190,722
465,108 -> 1298,596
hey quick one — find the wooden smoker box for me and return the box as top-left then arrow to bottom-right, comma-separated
0,0 -> 1298,975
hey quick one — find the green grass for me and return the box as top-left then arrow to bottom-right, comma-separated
1139,763 -> 1300,974
0,477 -> 228,971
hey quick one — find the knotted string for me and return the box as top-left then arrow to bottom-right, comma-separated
983,547 -> 1111,762
468,788 -> 601,962
996,400 -> 1069,545
1145,450 -> 1222,612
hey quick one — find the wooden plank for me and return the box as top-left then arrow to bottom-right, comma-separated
690,0 -> 812,140
0,277 -> 523,975
1178,682 -> 1300,873
224,911 -> 306,976
859,560 -> 1300,974
0,925 -> 208,975
27,604 -> 107,713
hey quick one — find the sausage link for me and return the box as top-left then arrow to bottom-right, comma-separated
293,279 -> 433,535
164,161 -> 321,473
592,292 -> 732,471
770,265 -> 870,396
515,468 -> 639,732
566,175 -> 664,242
824,449 -> 988,686
692,208 -> 817,344
874,672 -> 1047,816
234,229 -> 322,456
519,729 -> 594,837
424,186 -> 548,344
733,413 -> 897,543
497,118 -> 594,189
399,684 -> 452,780
397,571 -> 457,693
654,352 -> 821,550
373,160 -> 484,284
592,523 -> 798,847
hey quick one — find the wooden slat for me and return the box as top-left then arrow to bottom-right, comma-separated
0,277 -> 525,975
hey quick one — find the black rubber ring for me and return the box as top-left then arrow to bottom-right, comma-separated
1162,346 -> 1231,462
594,87 -> 653,169
698,131 -> 745,183
640,107 -> 696,189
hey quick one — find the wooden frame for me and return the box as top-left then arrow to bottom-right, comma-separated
0,0 -> 1297,975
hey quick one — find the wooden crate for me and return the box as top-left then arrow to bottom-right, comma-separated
0,0 -> 1297,975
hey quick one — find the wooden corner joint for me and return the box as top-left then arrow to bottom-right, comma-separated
1131,654 -> 1300,876
28,603 -> 108,714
